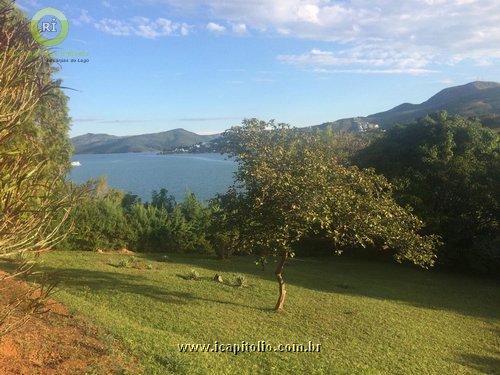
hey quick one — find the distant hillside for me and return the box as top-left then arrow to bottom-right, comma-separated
315,81 -> 500,132
72,133 -> 120,154
72,129 -> 219,154
73,81 -> 500,154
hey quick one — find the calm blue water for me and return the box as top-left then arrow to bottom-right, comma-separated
69,153 -> 236,202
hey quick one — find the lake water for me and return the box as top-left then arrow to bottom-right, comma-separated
70,153 -> 236,202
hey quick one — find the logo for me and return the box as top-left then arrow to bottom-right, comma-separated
30,7 -> 69,46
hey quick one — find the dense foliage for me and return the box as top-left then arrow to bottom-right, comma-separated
59,179 -> 213,254
216,119 -> 439,310
0,1 -> 75,335
355,112 -> 499,272
0,1 -> 73,257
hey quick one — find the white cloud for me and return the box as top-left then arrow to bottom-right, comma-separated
73,9 -> 93,26
296,4 -> 319,23
95,17 -> 191,38
232,23 -> 247,35
207,22 -> 248,35
312,68 -> 437,75
278,45 -> 437,75
145,0 -> 500,72
180,24 -> 190,36
95,19 -> 132,36
277,27 -> 291,35
206,22 -> 226,33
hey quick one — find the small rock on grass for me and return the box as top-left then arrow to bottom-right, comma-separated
213,274 -> 223,283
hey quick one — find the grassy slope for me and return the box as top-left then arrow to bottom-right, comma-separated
38,251 -> 499,374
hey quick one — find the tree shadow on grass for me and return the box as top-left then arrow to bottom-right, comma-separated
29,265 -> 269,312
41,266 -> 194,306
139,254 -> 500,321
458,352 -> 500,374
4,254 -> 498,320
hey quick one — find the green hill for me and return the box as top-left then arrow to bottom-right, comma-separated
315,81 -> 500,132
72,81 -> 500,154
72,129 -> 219,154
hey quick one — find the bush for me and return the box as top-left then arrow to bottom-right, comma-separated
58,179 -> 131,251
234,274 -> 247,287
61,182 -> 215,254
186,269 -> 200,280
207,199 -> 242,259
116,258 -> 132,268
126,203 -> 170,252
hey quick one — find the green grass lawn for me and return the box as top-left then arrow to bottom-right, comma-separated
31,251 -> 500,374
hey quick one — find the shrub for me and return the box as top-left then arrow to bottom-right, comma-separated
186,269 -> 200,280
58,179 -> 132,251
207,201 -> 241,259
126,203 -> 170,252
234,274 -> 247,287
113,257 -> 153,270
127,192 -> 213,254
61,185 -> 215,254
116,258 -> 132,268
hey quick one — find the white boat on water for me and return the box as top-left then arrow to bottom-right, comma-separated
71,161 -> 82,167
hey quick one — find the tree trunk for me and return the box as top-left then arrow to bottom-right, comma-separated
274,251 -> 288,311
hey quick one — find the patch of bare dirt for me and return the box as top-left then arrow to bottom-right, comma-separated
96,248 -> 135,255
116,248 -> 135,255
0,271 -> 136,374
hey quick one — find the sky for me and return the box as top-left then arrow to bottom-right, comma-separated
17,0 -> 500,137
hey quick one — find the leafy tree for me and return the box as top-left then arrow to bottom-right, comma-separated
59,179 -> 131,251
218,119 -> 439,310
127,191 -> 208,253
0,1 -> 71,256
165,206 -> 202,252
0,1 -> 74,335
127,203 -> 170,252
151,188 -> 176,212
207,198 -> 241,259
121,193 -> 142,213
180,192 -> 204,221
355,112 -> 499,272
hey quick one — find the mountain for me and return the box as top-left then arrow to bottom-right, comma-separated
71,133 -> 120,154
315,81 -> 500,132
72,129 -> 220,154
72,81 -> 500,154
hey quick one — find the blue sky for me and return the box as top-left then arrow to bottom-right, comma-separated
18,0 -> 500,137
